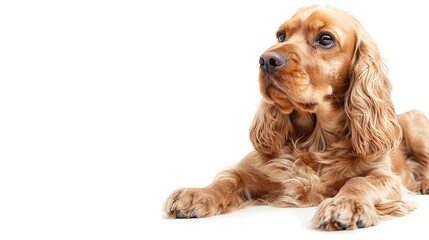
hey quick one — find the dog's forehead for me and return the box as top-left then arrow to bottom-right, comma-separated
285,6 -> 344,29
280,5 -> 356,40
295,5 -> 321,22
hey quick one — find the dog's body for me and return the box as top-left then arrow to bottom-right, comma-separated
165,5 -> 429,230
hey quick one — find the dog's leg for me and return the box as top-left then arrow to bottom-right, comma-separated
312,173 -> 414,230
164,151 -> 281,218
398,110 -> 429,193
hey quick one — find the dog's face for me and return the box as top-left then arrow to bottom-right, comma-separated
259,5 -> 357,113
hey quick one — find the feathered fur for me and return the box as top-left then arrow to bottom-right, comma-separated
164,5 -> 429,231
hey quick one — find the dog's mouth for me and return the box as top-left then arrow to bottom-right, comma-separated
262,76 -> 319,113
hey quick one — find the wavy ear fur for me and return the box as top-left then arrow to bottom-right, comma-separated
345,29 -> 402,158
249,101 -> 292,156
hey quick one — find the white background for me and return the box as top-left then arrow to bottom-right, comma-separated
1,0 -> 428,239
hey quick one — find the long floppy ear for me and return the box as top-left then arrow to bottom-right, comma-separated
249,101 -> 292,156
345,30 -> 402,157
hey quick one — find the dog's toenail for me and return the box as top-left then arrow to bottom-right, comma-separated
176,210 -> 186,218
190,209 -> 198,218
338,221 -> 349,230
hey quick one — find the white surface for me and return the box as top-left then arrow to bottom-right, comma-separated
1,0 -> 428,239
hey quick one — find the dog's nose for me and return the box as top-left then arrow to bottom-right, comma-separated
259,51 -> 286,74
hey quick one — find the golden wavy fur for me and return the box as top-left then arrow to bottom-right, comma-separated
164,5 -> 429,230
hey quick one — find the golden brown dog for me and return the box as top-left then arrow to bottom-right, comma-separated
164,5 -> 429,230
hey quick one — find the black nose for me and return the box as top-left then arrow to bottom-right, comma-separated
259,51 -> 286,74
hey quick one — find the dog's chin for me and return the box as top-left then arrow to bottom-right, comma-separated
273,98 -> 294,114
295,101 -> 319,113
266,96 -> 319,114
277,106 -> 294,114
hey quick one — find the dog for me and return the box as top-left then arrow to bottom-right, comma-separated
164,5 -> 429,230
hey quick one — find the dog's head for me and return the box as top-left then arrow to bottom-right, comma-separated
259,5 -> 360,113
253,5 -> 401,157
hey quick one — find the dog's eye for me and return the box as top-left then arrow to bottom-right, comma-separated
277,32 -> 286,42
317,34 -> 335,48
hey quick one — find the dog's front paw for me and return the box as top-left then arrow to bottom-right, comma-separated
312,197 -> 379,230
164,188 -> 222,218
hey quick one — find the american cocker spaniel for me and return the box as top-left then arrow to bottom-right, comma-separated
164,5 -> 429,230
